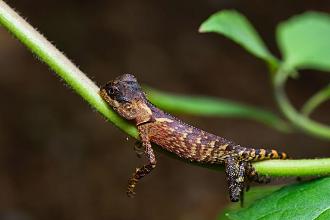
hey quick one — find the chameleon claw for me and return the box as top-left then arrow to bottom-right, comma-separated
134,141 -> 144,158
127,177 -> 138,197
127,189 -> 136,198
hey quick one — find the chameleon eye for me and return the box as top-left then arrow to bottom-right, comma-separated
107,86 -> 119,97
108,87 -> 115,95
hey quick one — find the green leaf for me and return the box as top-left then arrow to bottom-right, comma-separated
145,87 -> 292,133
277,11 -> 330,71
226,177 -> 330,220
199,10 -> 277,68
218,186 -> 281,220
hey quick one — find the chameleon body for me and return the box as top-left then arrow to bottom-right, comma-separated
100,74 -> 287,202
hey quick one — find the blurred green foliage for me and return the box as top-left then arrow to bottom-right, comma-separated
277,12 -> 330,72
217,186 -> 281,220
225,177 -> 330,220
199,10 -> 278,68
199,10 -> 330,140
146,88 -> 292,133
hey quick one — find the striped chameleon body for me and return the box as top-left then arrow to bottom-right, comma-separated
100,74 -> 287,202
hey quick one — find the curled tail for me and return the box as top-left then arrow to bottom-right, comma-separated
247,148 -> 288,161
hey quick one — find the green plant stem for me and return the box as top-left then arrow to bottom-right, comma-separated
146,88 -> 293,133
254,158 -> 330,176
0,1 -> 329,177
274,68 -> 330,140
301,84 -> 330,116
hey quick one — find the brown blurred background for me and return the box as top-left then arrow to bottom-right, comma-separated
0,1 -> 330,220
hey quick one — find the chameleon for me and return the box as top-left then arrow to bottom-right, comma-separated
99,74 -> 288,202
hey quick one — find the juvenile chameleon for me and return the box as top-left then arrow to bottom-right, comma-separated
100,74 -> 288,202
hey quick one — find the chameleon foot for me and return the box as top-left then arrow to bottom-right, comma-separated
126,164 -> 155,197
127,176 -> 138,197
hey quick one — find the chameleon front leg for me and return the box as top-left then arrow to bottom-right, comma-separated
127,125 -> 156,197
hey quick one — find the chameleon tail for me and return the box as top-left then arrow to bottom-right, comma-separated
250,148 -> 288,161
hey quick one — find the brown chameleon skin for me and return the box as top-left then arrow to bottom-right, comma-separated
100,74 -> 288,202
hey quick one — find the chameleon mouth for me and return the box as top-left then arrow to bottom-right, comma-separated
99,88 -> 120,108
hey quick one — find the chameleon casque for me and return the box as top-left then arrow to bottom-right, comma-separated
100,74 -> 288,202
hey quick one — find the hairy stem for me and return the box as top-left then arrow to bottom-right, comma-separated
0,1 -> 329,177
0,0 -> 138,138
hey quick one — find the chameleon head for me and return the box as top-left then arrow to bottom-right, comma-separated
100,74 -> 153,124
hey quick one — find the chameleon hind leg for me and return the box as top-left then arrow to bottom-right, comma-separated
245,162 -> 270,184
225,157 -> 247,202
224,159 -> 267,203
127,125 -> 156,197
236,161 -> 270,206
